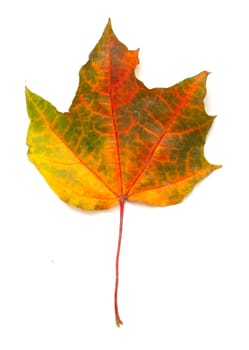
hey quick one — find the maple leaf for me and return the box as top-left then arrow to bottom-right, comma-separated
25,19 -> 221,326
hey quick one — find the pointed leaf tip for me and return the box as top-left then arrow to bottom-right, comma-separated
104,18 -> 113,33
25,86 -> 32,101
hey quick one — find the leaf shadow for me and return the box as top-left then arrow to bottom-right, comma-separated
64,202 -> 118,217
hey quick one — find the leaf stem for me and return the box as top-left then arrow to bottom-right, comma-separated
114,197 -> 125,327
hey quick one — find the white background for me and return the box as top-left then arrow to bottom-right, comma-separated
0,0 -> 249,349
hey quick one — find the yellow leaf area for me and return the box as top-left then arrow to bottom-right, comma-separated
26,20 -> 221,211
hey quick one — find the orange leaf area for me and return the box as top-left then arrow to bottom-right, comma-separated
26,19 -> 221,326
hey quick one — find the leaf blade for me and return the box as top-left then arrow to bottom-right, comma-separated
125,72 -> 221,204
26,87 -> 118,209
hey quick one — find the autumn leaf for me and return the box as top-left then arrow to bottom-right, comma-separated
25,19 -> 221,326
